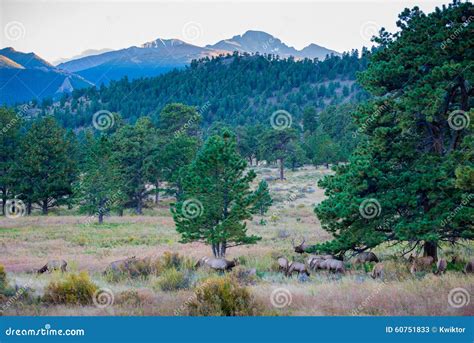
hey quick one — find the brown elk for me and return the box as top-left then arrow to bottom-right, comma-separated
104,256 -> 140,276
292,238 -> 308,254
409,255 -> 434,274
287,261 -> 310,277
434,258 -> 447,275
371,263 -> 384,279
463,259 -> 474,274
38,260 -> 67,273
196,257 -> 238,272
355,252 -> 379,264
277,257 -> 289,274
325,259 -> 345,273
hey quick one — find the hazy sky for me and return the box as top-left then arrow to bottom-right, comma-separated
1,0 -> 449,63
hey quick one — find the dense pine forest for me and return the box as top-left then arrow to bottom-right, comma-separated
29,50 -> 370,128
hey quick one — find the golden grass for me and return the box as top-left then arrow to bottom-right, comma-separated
1,166 -> 473,316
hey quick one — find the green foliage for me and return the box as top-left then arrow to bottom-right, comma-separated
75,132 -> 123,223
13,116 -> 77,214
155,268 -> 191,291
260,128 -> 298,180
314,2 -> 474,257
43,272 -> 98,305
0,108 -> 21,215
111,117 -> 156,214
172,131 -> 262,257
49,53 -> 369,129
187,276 -> 260,316
251,181 -> 273,216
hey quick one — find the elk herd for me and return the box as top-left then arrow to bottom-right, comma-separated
34,241 -> 474,281
274,238 -> 474,280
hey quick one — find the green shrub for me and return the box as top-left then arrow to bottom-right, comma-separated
155,268 -> 191,291
187,276 -> 260,316
231,267 -> 258,285
0,264 -> 7,291
43,272 -> 98,305
162,252 -> 195,271
0,264 -> 16,297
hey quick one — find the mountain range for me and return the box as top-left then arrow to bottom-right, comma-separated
0,30 -> 340,104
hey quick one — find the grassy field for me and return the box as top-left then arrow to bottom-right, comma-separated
1,166 -> 473,316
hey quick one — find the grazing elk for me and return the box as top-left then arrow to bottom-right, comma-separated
292,238 -> 309,254
325,259 -> 345,274
355,252 -> 379,264
463,259 -> 474,274
196,257 -> 238,272
434,258 -> 447,275
371,263 -> 384,279
38,260 -> 68,273
277,257 -> 289,274
104,256 -> 140,276
287,261 -> 310,277
409,255 -> 434,274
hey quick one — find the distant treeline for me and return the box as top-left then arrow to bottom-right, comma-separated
30,50 -> 371,129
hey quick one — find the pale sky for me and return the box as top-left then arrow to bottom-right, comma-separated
1,0 -> 450,63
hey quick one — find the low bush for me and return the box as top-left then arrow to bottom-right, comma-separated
0,264 -> 16,297
155,268 -> 191,291
187,276 -> 261,316
231,267 -> 258,285
43,272 -> 98,305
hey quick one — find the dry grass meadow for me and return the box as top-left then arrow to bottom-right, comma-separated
1,166 -> 473,316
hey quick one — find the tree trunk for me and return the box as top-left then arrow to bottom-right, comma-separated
136,194 -> 143,214
27,202 -> 32,215
118,208 -> 124,217
279,158 -> 284,180
219,242 -> 226,258
423,241 -> 438,261
42,200 -> 48,215
155,180 -> 160,204
248,157 -> 252,166
1,190 -> 6,216
98,212 -> 104,224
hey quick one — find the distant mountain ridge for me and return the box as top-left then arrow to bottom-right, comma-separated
58,30 -> 340,85
0,47 -> 93,105
207,30 -> 339,60
1,30 -> 341,104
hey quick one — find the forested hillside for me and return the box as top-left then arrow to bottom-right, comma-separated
32,50 -> 370,129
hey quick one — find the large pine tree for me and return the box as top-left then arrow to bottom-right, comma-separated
14,117 -> 77,214
171,131 -> 264,258
314,2 -> 473,260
